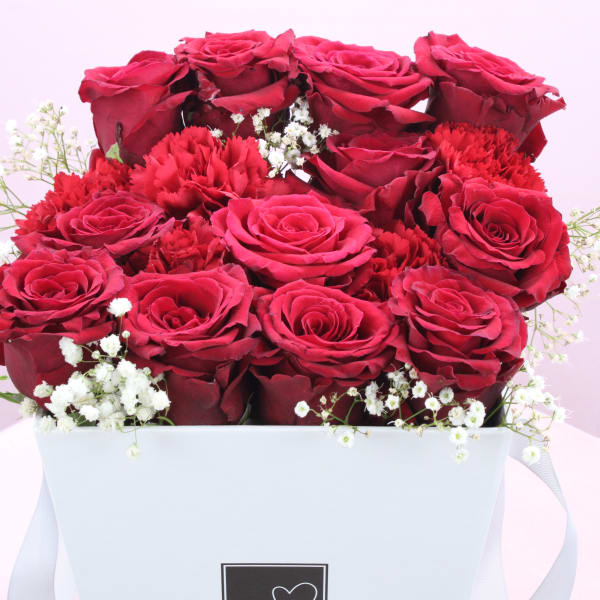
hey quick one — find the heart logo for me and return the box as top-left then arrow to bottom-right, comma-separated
271,582 -> 318,600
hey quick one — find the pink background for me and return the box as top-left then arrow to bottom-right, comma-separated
0,1 -> 598,597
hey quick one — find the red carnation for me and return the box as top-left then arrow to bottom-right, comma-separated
349,224 -> 446,301
126,214 -> 227,274
15,157 -> 131,237
427,122 -> 545,191
130,126 -> 269,219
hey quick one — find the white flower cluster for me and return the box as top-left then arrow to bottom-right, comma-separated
227,98 -> 338,178
0,239 -> 20,266
295,364 -> 488,462
1,101 -> 93,187
23,298 -> 170,459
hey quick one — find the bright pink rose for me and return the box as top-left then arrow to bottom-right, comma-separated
0,245 -> 124,399
296,36 -> 433,135
122,266 -> 260,425
176,30 -> 300,137
130,126 -> 269,219
55,191 -> 174,257
305,132 -> 441,228
420,176 -> 572,309
79,51 -> 194,163
211,194 -> 374,289
414,32 -> 566,157
252,281 -> 402,424
389,266 -> 527,414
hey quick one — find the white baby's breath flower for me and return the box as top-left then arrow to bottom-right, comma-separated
522,445 -> 541,465
122,330 -> 131,340
0,240 -> 19,265
126,443 -> 141,460
57,416 -> 76,433
108,297 -> 132,318
100,334 -> 121,357
346,386 -> 359,397
319,395 -> 328,405
210,128 -> 223,138
449,427 -> 468,446
453,446 -> 470,464
365,381 -> 379,400
256,107 -> 271,120
37,415 -> 56,433
394,418 -> 404,428
412,381 -> 427,399
385,394 -> 400,410
448,406 -> 466,426
59,337 -> 83,366
336,427 -> 355,448
554,406 -> 567,424
33,381 -> 54,399
318,124 -> 334,138
365,397 -> 384,417
425,397 -> 441,412
98,400 -> 115,419
465,413 -> 484,429
439,387 -> 454,405
116,359 -> 137,379
151,390 -> 170,412
408,367 -> 418,380
136,406 -> 154,422
294,401 -> 310,419
468,400 -> 486,416
302,131 -> 317,147
267,148 -> 285,169
80,405 -> 100,422
252,114 -> 264,130
32,148 -> 48,163
230,113 -> 245,125
20,397 -> 38,418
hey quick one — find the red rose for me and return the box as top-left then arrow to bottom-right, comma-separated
427,122 -> 546,191
54,191 -> 174,257
15,156 -> 130,237
79,51 -> 194,163
306,132 -> 441,228
126,215 -> 227,274
175,30 -> 300,137
389,266 -> 527,411
349,223 -> 446,301
296,36 -> 432,135
0,245 -> 125,398
122,266 -> 260,424
130,126 -> 269,219
420,176 -> 572,309
414,32 -> 566,157
211,194 -> 374,289
252,280 -> 402,424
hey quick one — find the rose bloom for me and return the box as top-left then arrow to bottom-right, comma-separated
348,223 -> 446,301
175,30 -> 300,137
54,191 -> 174,257
15,156 -> 131,237
420,176 -> 572,309
211,194 -> 374,289
130,126 -> 269,219
0,245 -> 124,399
252,280 -> 402,424
389,266 -> 527,414
414,32 -> 566,157
122,266 -> 260,425
79,51 -> 194,163
427,122 -> 545,191
295,36 -> 433,135
126,214 -> 227,274
306,132 -> 441,229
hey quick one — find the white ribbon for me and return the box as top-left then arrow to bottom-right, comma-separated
9,433 -> 578,600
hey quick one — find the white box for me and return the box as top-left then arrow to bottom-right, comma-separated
36,426 -> 511,600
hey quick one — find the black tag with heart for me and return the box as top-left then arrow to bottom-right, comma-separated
221,564 -> 328,600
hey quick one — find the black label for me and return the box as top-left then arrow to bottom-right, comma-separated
221,564 -> 328,600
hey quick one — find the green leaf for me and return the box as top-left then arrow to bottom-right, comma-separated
106,143 -> 123,164
0,391 -> 25,404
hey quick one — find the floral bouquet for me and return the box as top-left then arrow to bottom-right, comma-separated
2,29 -> 594,600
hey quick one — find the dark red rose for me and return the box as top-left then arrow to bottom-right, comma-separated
348,223 -> 446,301
211,194 -> 374,289
122,266 -> 260,425
427,122 -> 545,191
130,126 -> 269,219
420,176 -> 572,309
54,191 -> 174,257
79,51 -> 194,163
388,266 -> 527,412
15,157 -> 131,237
0,245 -> 125,398
252,280 -> 402,424
414,32 -> 566,158
126,214 -> 227,275
306,132 -> 441,229
175,30 -> 300,137
296,36 -> 433,135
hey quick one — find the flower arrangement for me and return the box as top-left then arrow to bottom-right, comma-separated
1,30 -> 598,464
